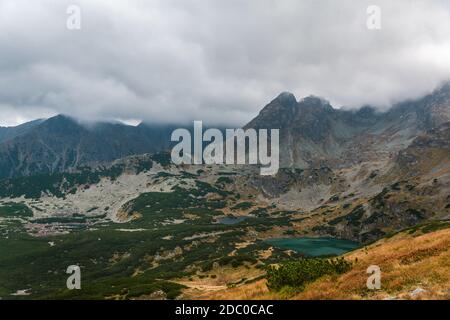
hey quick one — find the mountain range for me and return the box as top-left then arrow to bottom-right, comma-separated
245,82 -> 450,168
1,82 -> 449,179
0,116 -> 178,179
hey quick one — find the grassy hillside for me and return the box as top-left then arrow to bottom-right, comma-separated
194,222 -> 450,300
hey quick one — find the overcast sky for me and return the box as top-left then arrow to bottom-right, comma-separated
1,0 -> 450,127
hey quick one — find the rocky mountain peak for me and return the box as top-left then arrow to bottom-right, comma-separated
245,92 -> 298,129
244,83 -> 450,169
41,114 -> 81,129
274,91 -> 298,107
297,95 -> 334,113
429,81 -> 450,104
437,80 -> 450,93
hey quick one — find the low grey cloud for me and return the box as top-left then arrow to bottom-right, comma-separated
0,0 -> 450,126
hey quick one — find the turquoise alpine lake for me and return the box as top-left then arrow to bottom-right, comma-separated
264,237 -> 359,257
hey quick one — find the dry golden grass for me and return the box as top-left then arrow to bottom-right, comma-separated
175,264 -> 267,299
191,279 -> 275,300
300,226 -> 450,300
194,226 -> 450,300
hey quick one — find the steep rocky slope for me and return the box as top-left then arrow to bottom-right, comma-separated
0,115 -> 177,179
245,82 -> 450,168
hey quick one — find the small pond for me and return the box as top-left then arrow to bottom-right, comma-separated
264,237 -> 359,257
216,216 -> 249,225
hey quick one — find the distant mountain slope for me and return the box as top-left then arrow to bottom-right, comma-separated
244,82 -> 450,168
0,115 -> 177,179
392,122 -> 450,177
0,119 -> 44,143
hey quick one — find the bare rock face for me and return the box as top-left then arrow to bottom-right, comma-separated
395,122 -> 450,172
302,122 -> 450,243
247,167 -> 335,198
